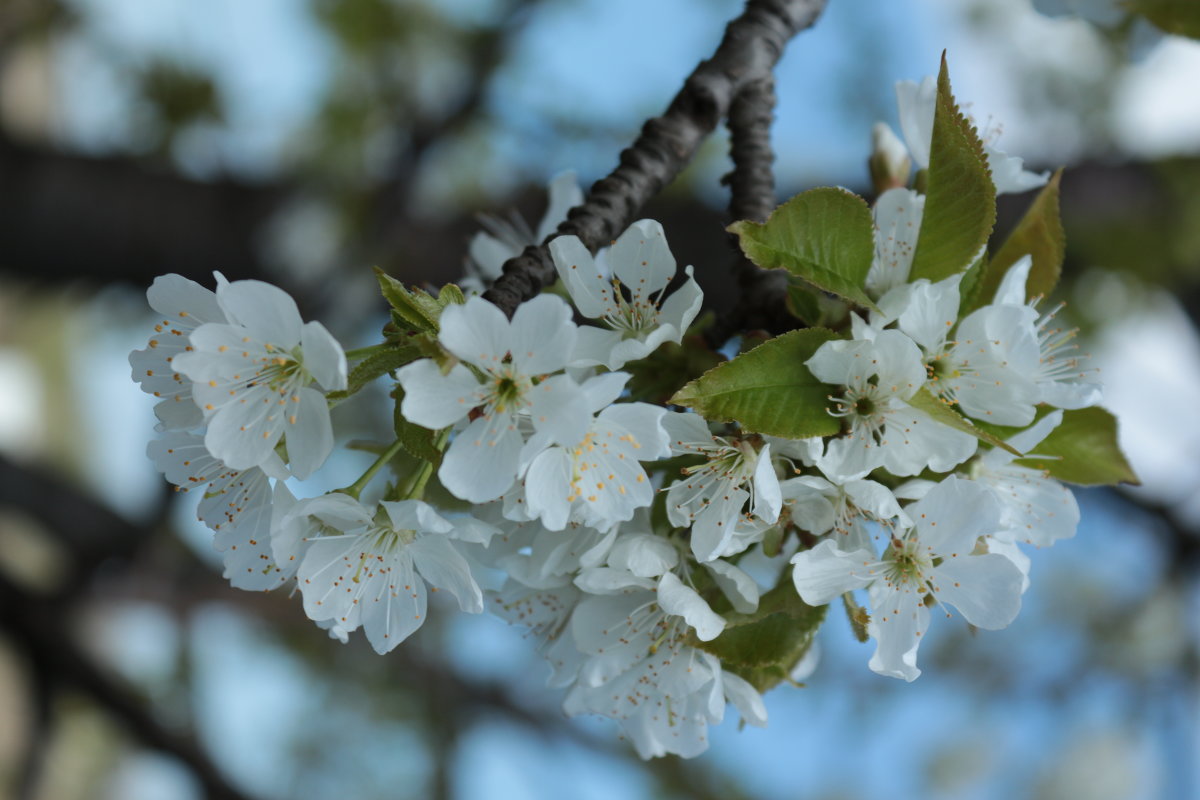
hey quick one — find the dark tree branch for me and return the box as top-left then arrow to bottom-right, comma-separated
0,572 -> 261,800
709,74 -> 796,345
482,0 -> 829,315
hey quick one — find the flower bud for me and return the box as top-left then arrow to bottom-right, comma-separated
869,122 -> 911,193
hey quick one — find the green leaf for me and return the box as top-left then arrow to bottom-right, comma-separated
1130,0 -> 1200,38
729,187 -> 878,311
339,342 -> 425,397
1015,407 -> 1140,486
375,269 -> 464,333
978,170 -> 1065,308
909,55 -> 996,283
906,387 -> 1021,456
693,580 -> 826,693
670,329 -> 842,439
391,386 -> 442,463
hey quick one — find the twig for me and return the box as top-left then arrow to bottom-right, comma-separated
482,0 -> 830,316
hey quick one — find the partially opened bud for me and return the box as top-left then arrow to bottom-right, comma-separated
869,121 -> 911,193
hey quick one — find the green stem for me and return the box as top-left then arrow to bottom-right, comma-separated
339,439 -> 406,499
344,344 -> 387,361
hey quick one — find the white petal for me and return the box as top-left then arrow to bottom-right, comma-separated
523,447 -> 575,531
574,567 -> 655,594
722,671 -> 767,727
867,187 -> 925,296
896,276 -> 961,352
610,219 -> 675,300
597,402 -> 669,460
579,371 -> 630,413
508,294 -> 576,375
300,321 -> 348,392
438,414 -> 523,503
438,297 -> 511,369
608,533 -> 678,578
689,487 -> 748,563
569,326 -> 625,369
986,146 -> 1049,196
934,553 -> 1023,629
908,476 -> 1002,554
528,374 -> 590,447
866,582 -> 928,681
284,387 -> 334,480
790,539 -> 878,605
204,384 -> 283,470
146,273 -> 224,323
878,405 -> 977,477
551,235 -> 612,319
705,559 -> 759,614
361,556 -> 427,653
411,535 -> 484,613
396,360 -> 479,429
468,232 -> 516,281
656,265 -> 704,334
993,254 -> 1032,306
380,499 -> 454,535
752,444 -> 782,524
217,280 -> 303,348
657,573 -> 725,641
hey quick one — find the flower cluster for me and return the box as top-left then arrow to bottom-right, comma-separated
133,64 -> 1129,759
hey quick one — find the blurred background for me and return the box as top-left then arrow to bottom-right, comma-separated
0,0 -> 1198,798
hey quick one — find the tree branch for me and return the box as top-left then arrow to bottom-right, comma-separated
482,0 -> 829,315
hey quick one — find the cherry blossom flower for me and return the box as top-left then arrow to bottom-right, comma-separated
551,219 -> 703,370
791,476 -> 1023,681
282,493 -> 485,654
806,329 -> 977,481
396,294 -> 587,504
663,412 -> 783,562
172,278 -> 347,480
865,188 -> 925,297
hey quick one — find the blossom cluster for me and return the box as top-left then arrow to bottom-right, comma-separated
131,67 -> 1117,759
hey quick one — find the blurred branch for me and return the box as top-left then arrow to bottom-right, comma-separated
0,572 -> 261,800
483,0 -> 829,316
0,134 -> 283,289
1111,487 -> 1200,578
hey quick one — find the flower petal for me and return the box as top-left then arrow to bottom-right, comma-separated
610,219 -> 676,300
300,321 -> 348,392
411,535 -> 484,613
216,280 -> 303,349
657,573 -> 725,642
397,360 -> 480,430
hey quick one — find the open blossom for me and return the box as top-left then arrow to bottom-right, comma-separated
517,373 -> 670,531
780,474 -> 906,553
895,75 -> 1049,195
171,278 -> 347,480
806,329 -> 977,481
992,256 -> 1102,409
564,579 -> 765,758
148,431 -> 293,591
551,219 -> 703,370
663,412 -> 782,562
397,294 -> 587,504
791,476 -> 1024,681
461,171 -> 583,294
279,493 -> 486,654
130,274 -> 228,431
877,274 -> 1043,425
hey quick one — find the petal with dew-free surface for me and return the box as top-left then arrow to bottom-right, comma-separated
216,280 -> 303,349
867,188 -> 926,296
509,294 -> 576,375
438,297 -> 511,369
598,402 -> 669,460
380,499 -> 453,536
722,670 -> 768,727
895,76 -> 936,169
608,533 -> 678,578
878,405 -> 977,477
657,572 -> 725,642
790,539 -> 879,605
896,276 -> 961,352
528,374 -> 590,448
523,446 -> 575,531
551,235 -> 612,319
569,326 -> 625,370
579,371 -> 630,414
411,535 -> 484,613
300,321 -> 348,392
907,476 -> 1002,554
867,582 -> 928,681
282,387 -> 334,480
536,171 -> 584,241
439,414 -> 523,503
204,384 -> 284,471
656,265 -> 704,333
396,360 -> 480,430
752,443 -> 782,524
934,553 -> 1023,629
705,558 -> 759,614
147,273 -> 224,323
361,555 -> 427,654
610,219 -> 676,301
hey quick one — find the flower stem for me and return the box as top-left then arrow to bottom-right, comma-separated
344,344 -> 387,361
339,439 -> 406,499
394,428 -> 451,501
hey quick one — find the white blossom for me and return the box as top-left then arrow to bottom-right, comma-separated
397,294 -> 586,504
172,278 -> 347,479
663,412 -> 783,562
806,329 -> 977,481
791,476 -> 1024,681
283,493 -> 484,654
865,188 -> 925,297
551,219 -> 703,370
